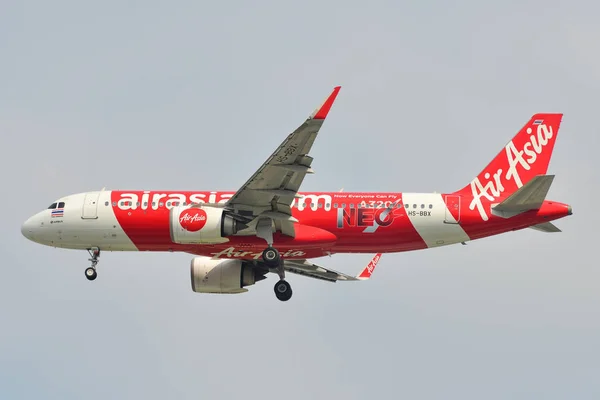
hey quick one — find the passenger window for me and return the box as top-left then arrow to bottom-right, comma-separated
144,202 -> 148,207
413,204 -> 417,209
183,202 -> 187,206
159,202 -> 164,207
405,204 -> 409,209
112,202 -> 116,206
318,203 -> 323,208
429,204 -> 433,209
105,201 -> 109,206
334,203 -> 338,208
58,202 -> 65,208
48,203 -> 57,209
350,204 -> 354,208
342,203 -> 346,208
421,204 -> 424,209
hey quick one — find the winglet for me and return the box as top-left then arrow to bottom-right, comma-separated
311,86 -> 341,120
356,253 -> 382,280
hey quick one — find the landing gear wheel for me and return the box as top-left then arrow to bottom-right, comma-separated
262,247 -> 280,267
85,267 -> 97,281
85,247 -> 100,281
274,279 -> 292,301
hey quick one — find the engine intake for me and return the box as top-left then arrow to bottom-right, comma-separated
190,258 -> 266,294
170,205 -> 245,244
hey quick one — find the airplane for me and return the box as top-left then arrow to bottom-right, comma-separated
21,86 -> 572,301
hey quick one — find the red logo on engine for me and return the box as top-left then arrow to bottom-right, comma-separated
179,209 -> 207,232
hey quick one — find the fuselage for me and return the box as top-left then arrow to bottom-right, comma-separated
21,190 -> 571,260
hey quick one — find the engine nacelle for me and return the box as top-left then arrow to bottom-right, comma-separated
169,205 -> 244,244
190,258 -> 265,294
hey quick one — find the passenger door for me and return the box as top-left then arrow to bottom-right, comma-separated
82,192 -> 101,219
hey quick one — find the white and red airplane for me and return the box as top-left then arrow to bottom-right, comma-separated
21,87 -> 572,301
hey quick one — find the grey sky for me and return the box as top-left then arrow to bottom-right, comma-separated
1,1 -> 599,399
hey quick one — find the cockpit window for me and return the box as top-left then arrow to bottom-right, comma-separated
48,203 -> 57,209
58,202 -> 65,208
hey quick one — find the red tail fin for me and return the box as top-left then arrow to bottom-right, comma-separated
455,113 -> 563,221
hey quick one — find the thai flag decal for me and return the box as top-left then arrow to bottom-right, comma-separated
51,208 -> 64,218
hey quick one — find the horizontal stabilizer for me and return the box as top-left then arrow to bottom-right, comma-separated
529,222 -> 562,233
491,175 -> 554,218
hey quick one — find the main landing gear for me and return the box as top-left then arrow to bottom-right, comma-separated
274,279 -> 292,302
85,247 -> 100,281
261,246 -> 292,302
256,219 -> 292,302
262,247 -> 280,267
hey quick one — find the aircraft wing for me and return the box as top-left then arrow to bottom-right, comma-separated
282,253 -> 382,283
223,86 -> 341,237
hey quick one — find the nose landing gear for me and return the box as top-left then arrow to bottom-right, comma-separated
85,247 -> 100,281
85,267 -> 97,280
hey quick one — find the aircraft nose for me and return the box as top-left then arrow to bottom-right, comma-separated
21,216 -> 36,240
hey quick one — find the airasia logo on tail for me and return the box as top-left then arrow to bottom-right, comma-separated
179,209 -> 207,232
469,122 -> 554,221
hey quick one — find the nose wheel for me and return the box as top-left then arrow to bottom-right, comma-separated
85,247 -> 100,281
85,267 -> 97,281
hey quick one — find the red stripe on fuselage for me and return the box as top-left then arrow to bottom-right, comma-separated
109,191 -> 428,259
108,191 -> 570,260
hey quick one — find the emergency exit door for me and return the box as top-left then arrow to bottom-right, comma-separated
444,195 -> 461,224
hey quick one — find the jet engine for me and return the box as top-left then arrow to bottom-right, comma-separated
170,205 -> 246,244
190,258 -> 267,294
